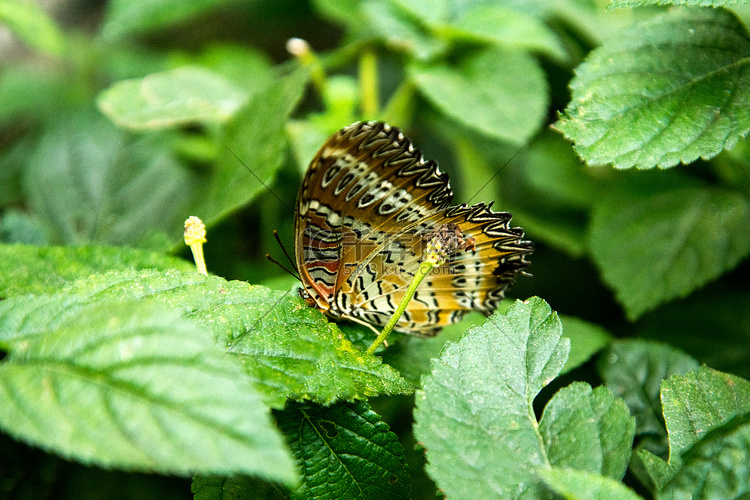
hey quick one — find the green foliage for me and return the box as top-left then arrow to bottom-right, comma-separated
556,8 -> 750,169
276,401 -> 411,499
1,0 -> 749,498
0,301 -> 296,483
413,298 -> 635,497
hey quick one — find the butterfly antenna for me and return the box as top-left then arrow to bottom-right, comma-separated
266,253 -> 300,281
273,230 -> 296,270
466,143 -> 528,205
226,146 -> 294,216
266,230 -> 300,280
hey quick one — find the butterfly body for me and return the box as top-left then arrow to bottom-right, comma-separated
294,121 -> 532,336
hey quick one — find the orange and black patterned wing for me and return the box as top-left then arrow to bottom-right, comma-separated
294,121 -> 532,335
294,121 -> 452,317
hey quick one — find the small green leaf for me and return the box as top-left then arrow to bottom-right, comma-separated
410,47 -> 548,144
435,5 -> 566,61
0,243 -> 192,298
198,68 -> 309,227
589,179 -> 750,319
0,0 -> 65,56
97,66 -> 248,130
598,340 -> 699,441
276,401 -> 411,499
556,8 -> 750,169
540,383 -> 634,480
559,314 -> 612,374
413,297 -> 570,497
102,0 -> 233,39
0,301 -> 296,483
539,468 -> 645,500
0,269 -> 412,407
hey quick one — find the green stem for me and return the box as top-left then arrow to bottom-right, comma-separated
359,48 -> 379,118
366,259 -> 435,355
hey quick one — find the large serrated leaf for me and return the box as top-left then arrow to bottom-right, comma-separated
556,8 -> 750,169
0,301 -> 296,483
409,47 -> 548,144
589,180 -> 750,319
276,401 -> 411,500
413,297 -> 571,497
0,269 -> 412,407
0,243 -> 193,297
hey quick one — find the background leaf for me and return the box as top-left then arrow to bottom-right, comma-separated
0,0 -> 65,56
276,401 -> 411,499
97,66 -> 249,130
598,340 -> 699,447
0,301 -> 296,483
409,47 -> 548,144
637,367 -> 750,497
589,177 -> 750,319
556,8 -> 750,169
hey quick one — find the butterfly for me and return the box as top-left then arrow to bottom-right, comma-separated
294,121 -> 532,337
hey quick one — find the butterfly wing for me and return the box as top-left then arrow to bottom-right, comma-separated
347,203 -> 532,336
294,121 -> 452,316
294,121 -> 532,335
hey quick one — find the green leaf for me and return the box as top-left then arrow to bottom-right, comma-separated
662,366 -> 750,462
198,68 -> 309,227
0,243 -> 193,298
410,47 -> 548,145
363,0 -> 448,60
540,383 -> 634,480
382,311 -> 484,386
0,0 -> 65,56
609,0 -> 745,7
559,315 -> 612,375
0,269 -> 413,407
413,297 -> 571,497
102,0 -> 233,39
435,5 -> 566,61
276,401 -> 411,499
192,474 -> 285,500
638,367 -> 750,497
0,301 -> 296,483
539,468 -> 645,500
635,287 -> 750,380
598,340 -> 699,441
97,66 -> 248,131
555,8 -> 750,169
21,111 -> 194,249
589,179 -> 750,319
